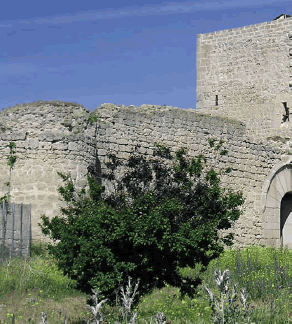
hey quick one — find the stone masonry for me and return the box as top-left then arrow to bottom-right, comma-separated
0,99 -> 285,251
197,14 -> 292,144
0,101 -> 97,247
197,14 -> 292,249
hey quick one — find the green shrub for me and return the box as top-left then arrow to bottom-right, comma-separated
38,143 -> 244,309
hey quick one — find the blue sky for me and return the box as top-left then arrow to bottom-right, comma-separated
1,0 -> 292,112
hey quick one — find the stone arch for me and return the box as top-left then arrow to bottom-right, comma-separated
262,157 -> 292,248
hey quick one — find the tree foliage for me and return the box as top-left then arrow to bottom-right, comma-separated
38,142 -> 244,308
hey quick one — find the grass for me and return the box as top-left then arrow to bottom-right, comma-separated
0,241 -> 291,323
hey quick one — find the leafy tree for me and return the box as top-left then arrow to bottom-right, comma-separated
38,142 -> 244,308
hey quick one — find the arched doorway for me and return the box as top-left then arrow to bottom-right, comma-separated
281,192 -> 292,249
262,160 -> 292,248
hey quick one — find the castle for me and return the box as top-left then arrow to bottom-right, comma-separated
1,15 -> 292,251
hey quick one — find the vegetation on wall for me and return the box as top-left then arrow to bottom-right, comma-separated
87,114 -> 100,124
0,141 -> 17,261
0,141 -> 17,210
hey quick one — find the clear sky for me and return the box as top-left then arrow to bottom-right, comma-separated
1,0 -> 292,112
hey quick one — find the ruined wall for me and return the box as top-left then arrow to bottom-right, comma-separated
91,103 -> 282,250
196,16 -> 292,144
0,100 -> 284,250
0,101 -> 96,244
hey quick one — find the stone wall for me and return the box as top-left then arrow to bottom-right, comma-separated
0,100 -> 282,250
196,16 -> 292,144
0,101 -> 97,244
92,103 -> 282,250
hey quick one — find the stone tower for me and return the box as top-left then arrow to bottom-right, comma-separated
197,14 -> 292,143
197,14 -> 292,249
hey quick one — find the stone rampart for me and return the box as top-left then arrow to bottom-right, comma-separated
93,103 -> 282,250
0,101 -> 97,244
0,100 -> 283,250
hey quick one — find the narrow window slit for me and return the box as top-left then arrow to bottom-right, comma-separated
282,102 -> 290,123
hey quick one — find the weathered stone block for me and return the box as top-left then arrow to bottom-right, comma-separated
26,139 -> 39,149
68,142 -> 79,151
98,149 -> 106,156
51,142 -> 68,150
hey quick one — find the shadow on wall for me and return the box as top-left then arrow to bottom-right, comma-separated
281,192 -> 292,249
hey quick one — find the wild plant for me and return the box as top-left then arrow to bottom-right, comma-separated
3,242 -> 292,324
85,276 -> 170,324
0,141 -> 17,208
203,268 -> 251,324
114,276 -> 140,324
0,141 -> 17,262
231,246 -> 292,302
85,289 -> 109,324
